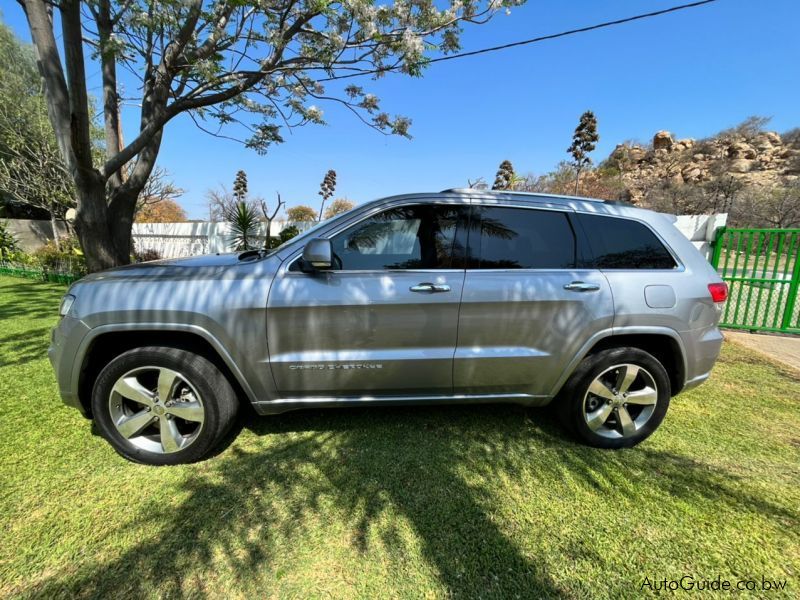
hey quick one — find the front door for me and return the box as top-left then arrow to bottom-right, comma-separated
454,204 -> 614,398
267,203 -> 469,398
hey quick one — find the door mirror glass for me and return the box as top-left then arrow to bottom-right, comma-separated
302,238 -> 332,270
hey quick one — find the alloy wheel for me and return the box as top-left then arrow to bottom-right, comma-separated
582,363 -> 658,439
108,366 -> 205,453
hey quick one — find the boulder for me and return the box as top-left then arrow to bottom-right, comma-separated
729,159 -> 754,173
653,131 -> 674,151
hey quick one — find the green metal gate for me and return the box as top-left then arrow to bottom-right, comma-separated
710,227 -> 800,333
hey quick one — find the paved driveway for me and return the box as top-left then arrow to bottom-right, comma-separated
724,330 -> 800,373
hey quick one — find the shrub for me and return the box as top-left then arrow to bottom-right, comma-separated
32,238 -> 86,276
0,221 -> 19,259
134,247 -> 162,262
279,225 -> 300,243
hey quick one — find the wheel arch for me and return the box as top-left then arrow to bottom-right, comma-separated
549,328 -> 687,399
75,326 -> 256,418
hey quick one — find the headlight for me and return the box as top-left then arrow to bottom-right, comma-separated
59,294 -> 76,317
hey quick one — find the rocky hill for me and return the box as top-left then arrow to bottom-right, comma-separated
607,126 -> 800,205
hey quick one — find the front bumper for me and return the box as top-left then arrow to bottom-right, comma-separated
48,315 -> 91,416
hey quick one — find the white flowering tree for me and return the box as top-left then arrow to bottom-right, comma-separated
17,0 -> 522,271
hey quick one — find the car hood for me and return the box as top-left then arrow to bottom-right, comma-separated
78,253 -> 264,283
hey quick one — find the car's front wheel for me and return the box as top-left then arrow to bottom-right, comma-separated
92,346 -> 239,465
557,347 -> 671,448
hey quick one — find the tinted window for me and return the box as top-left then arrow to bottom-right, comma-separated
329,204 -> 466,270
469,207 -> 576,269
578,214 -> 677,269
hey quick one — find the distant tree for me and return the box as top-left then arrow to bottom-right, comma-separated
734,182 -> 800,229
492,160 -> 515,190
318,170 -> 337,221
134,166 -> 184,219
225,201 -> 261,251
259,192 -> 286,249
135,199 -> 188,223
206,186 -> 235,222
467,176 -> 488,189
568,111 -> 599,195
324,199 -> 355,219
0,21 -> 77,247
720,116 -> 771,139
233,171 -> 249,203
287,205 -> 318,222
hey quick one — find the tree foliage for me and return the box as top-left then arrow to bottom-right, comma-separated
568,110 -> 599,195
492,160 -> 515,190
233,170 -> 249,203
318,169 -> 337,220
287,205 -> 318,222
135,199 -> 188,223
17,0 -> 522,271
0,20 -> 76,222
324,198 -> 355,219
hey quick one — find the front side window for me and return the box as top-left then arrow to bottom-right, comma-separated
468,206 -> 577,269
330,204 -> 466,270
577,214 -> 677,269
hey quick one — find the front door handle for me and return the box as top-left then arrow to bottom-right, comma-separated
410,282 -> 451,293
563,281 -> 601,292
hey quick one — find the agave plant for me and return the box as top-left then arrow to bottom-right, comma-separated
225,201 -> 261,251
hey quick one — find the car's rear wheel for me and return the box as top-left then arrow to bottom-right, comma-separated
92,346 -> 238,465
557,347 -> 670,448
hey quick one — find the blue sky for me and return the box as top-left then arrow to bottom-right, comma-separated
5,0 -> 800,219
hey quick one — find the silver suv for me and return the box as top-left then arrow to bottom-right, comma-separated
49,190 -> 727,465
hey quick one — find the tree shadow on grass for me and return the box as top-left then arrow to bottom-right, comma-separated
0,327 -> 52,367
0,279 -> 62,321
17,405 -> 798,599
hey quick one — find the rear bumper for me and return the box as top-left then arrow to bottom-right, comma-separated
677,326 -> 724,394
48,316 -> 91,416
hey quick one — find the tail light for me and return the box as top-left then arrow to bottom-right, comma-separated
708,282 -> 728,303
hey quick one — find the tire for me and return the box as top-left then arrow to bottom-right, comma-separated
92,346 -> 239,465
556,347 -> 670,449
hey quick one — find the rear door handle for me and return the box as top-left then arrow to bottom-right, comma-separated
410,282 -> 451,293
563,281 -> 601,292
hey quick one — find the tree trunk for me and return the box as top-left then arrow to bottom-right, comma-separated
49,201 -> 61,250
574,166 -> 582,196
72,176 -> 128,271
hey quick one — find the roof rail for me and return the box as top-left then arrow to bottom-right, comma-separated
438,187 -> 608,203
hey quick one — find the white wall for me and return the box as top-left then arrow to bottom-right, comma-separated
131,220 -> 314,258
671,213 -> 728,259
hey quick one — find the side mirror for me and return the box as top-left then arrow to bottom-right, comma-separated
302,238 -> 333,270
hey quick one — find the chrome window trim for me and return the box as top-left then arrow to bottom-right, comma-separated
280,199 -> 470,276
573,210 -> 685,271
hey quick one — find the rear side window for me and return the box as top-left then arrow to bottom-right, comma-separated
577,214 -> 677,269
469,206 -> 576,269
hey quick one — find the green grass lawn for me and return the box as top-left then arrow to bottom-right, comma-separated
0,275 -> 798,599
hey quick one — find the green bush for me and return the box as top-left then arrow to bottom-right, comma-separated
0,221 -> 19,259
279,225 -> 300,243
31,238 -> 86,278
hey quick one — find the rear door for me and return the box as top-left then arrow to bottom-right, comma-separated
454,203 -> 614,398
267,202 -> 469,398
